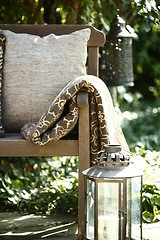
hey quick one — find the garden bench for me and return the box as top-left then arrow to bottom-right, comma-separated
0,24 -> 105,239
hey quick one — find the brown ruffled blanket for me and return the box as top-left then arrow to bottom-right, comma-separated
21,75 -> 129,161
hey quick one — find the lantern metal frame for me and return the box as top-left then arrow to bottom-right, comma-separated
83,145 -> 143,240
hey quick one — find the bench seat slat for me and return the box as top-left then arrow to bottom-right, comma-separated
0,134 -> 78,156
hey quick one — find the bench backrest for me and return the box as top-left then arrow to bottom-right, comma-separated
0,24 -> 105,134
0,24 -> 105,75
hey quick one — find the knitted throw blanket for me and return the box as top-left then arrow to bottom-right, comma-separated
21,75 -> 129,161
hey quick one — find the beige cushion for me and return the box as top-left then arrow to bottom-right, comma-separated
2,28 -> 91,132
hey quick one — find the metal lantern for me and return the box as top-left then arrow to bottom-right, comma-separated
104,15 -> 134,86
83,144 -> 143,240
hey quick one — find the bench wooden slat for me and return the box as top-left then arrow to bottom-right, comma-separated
0,134 -> 78,156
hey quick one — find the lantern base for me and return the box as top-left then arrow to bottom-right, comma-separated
84,237 -> 137,240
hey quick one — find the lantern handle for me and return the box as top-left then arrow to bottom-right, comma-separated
104,144 -> 121,153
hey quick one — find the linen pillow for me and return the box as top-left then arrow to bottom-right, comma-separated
2,28 -> 91,132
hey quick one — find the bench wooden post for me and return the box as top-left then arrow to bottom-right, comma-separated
77,91 -> 90,239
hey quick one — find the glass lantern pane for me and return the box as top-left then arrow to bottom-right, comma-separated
98,181 -> 119,240
127,176 -> 142,240
86,179 -> 95,240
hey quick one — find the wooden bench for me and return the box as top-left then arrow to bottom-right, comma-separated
0,24 -> 105,239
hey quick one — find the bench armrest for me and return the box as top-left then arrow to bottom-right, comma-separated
77,91 -> 89,108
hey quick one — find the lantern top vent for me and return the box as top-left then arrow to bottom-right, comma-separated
94,144 -> 131,168
83,144 -> 143,179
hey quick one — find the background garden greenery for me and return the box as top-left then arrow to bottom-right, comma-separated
0,0 -> 160,223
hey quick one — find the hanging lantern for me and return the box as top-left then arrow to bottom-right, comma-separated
83,144 -> 143,240
104,15 -> 134,86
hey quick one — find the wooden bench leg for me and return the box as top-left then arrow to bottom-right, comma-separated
77,92 -> 90,239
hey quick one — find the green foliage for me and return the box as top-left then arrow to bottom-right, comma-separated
130,147 -> 160,222
118,87 -> 160,151
133,25 -> 160,99
0,0 -> 159,26
118,88 -> 160,222
142,184 -> 160,223
0,156 -> 78,215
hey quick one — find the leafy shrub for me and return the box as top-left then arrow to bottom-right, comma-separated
0,156 -> 78,215
133,25 -> 160,100
118,88 -> 160,222
142,184 -> 160,223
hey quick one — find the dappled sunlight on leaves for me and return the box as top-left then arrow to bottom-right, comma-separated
118,94 -> 160,223
0,156 -> 78,215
